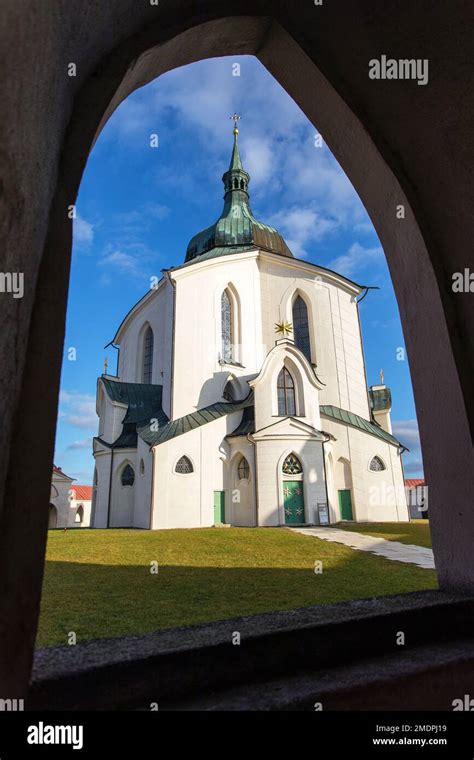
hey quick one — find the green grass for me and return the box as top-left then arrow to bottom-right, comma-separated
37,527 -> 437,647
335,521 -> 432,548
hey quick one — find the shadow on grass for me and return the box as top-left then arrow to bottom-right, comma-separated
37,555 -> 437,647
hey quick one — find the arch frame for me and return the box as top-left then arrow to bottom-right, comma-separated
0,6 -> 473,699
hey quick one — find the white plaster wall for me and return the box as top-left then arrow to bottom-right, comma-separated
150,412 -> 242,528
171,252 -> 263,419
321,416 -> 409,522
258,253 -> 368,417
69,498 -> 92,527
254,431 -> 327,526
251,341 -> 322,433
91,449 -> 114,528
115,278 -> 174,414
50,474 -> 74,528
133,437 -> 153,528
109,451 -> 137,527
228,440 -> 256,526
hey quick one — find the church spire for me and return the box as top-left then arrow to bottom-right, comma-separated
229,113 -> 243,171
184,116 -> 293,262
223,114 -> 249,198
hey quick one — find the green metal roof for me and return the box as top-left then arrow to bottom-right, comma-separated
95,423 -> 138,450
101,377 -> 168,426
320,405 -> 404,448
185,130 -> 292,263
139,393 -> 254,446
227,404 -> 255,437
369,387 -> 392,412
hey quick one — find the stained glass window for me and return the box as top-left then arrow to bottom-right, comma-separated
221,290 -> 233,363
142,326 -> 154,384
237,456 -> 250,480
175,455 -> 193,474
277,367 -> 296,416
121,464 -> 135,486
369,456 -> 385,471
282,453 -> 303,475
292,295 -> 311,361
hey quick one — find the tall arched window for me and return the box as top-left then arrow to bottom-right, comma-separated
142,326 -> 154,384
221,290 -> 233,363
277,367 -> 296,416
121,464 -> 135,486
75,505 -> 84,524
292,295 -> 311,361
237,456 -> 250,480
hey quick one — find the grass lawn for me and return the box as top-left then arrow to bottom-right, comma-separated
335,521 -> 432,548
37,527 -> 437,647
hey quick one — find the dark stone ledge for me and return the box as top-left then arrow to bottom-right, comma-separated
29,590 -> 474,710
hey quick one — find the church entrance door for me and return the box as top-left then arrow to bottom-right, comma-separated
338,489 -> 353,520
283,482 -> 305,524
213,491 -> 225,524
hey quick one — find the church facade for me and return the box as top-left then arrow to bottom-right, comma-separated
91,126 -> 409,529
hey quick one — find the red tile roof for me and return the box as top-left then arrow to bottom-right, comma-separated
405,479 -> 425,488
70,485 -> 93,501
53,464 -> 74,480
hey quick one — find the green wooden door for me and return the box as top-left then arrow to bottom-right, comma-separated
338,489 -> 353,520
213,491 -> 225,524
283,481 -> 305,524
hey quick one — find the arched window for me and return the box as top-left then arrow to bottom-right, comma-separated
221,290 -> 233,363
277,367 -> 296,416
142,326 -> 154,384
140,458 -> 145,475
121,464 -> 135,486
292,295 -> 311,361
237,456 -> 250,480
282,453 -> 303,475
369,456 -> 386,472
175,455 -> 193,474
75,505 -> 84,524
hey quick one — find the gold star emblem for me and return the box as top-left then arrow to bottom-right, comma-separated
275,321 -> 293,337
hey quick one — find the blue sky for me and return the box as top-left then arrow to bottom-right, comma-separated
55,56 -> 423,483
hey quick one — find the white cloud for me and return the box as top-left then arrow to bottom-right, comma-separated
59,391 -> 97,429
392,419 -> 421,452
267,206 -> 338,258
392,419 -> 424,477
74,214 -> 94,244
99,250 -> 143,277
242,136 -> 274,186
329,242 -> 383,277
67,438 -> 93,450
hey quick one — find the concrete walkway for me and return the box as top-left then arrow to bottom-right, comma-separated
291,527 -> 435,569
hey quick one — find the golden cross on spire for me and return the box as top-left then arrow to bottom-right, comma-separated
230,113 -> 241,135
104,356 -> 108,375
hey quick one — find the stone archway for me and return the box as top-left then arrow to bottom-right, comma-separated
0,3 -> 472,698
48,505 -> 58,530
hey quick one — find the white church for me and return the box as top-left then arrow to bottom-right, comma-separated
91,122 -> 409,530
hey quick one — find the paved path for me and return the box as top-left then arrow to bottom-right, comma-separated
291,527 -> 435,569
